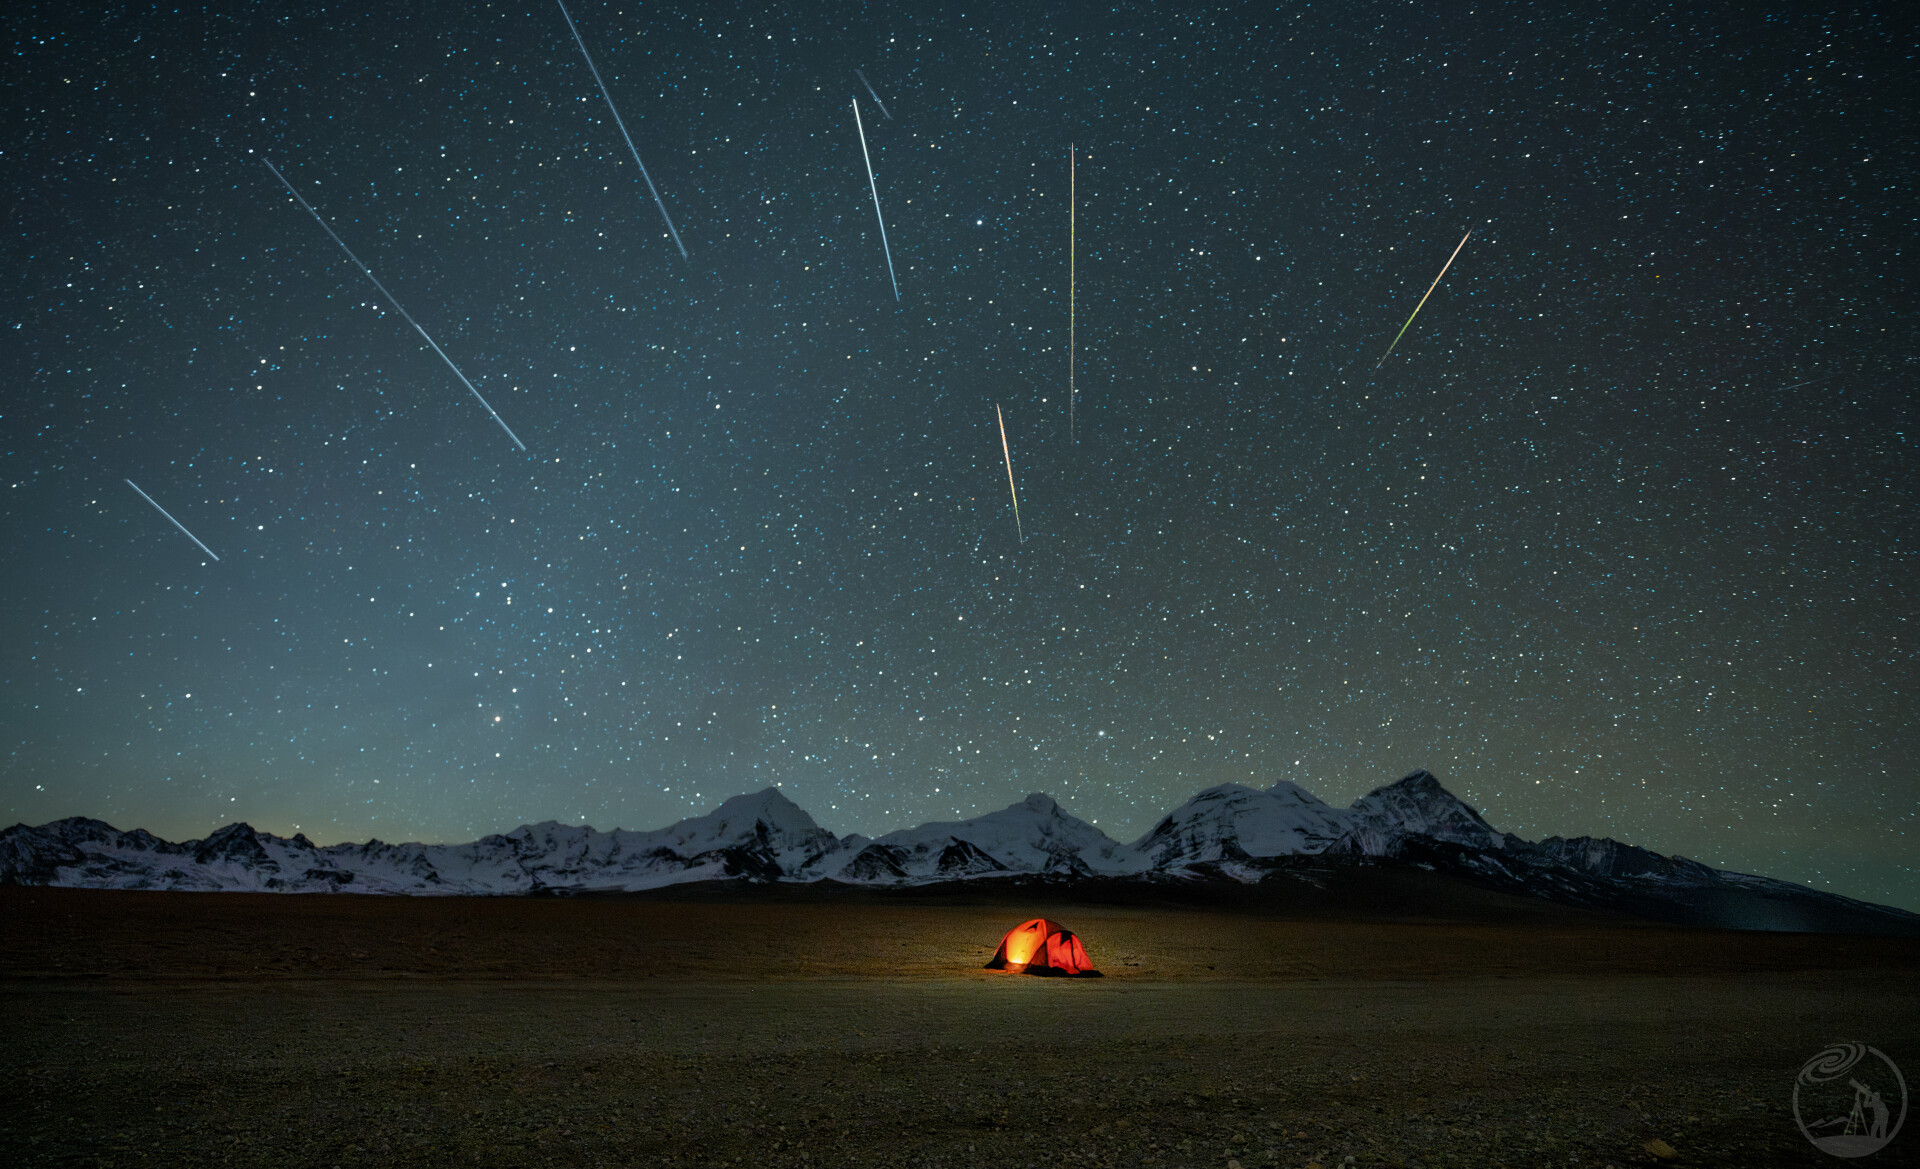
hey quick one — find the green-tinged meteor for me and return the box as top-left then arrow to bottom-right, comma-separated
1378,228 -> 1473,368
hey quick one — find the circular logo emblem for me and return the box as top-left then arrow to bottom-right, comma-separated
1794,1044 -> 1907,1158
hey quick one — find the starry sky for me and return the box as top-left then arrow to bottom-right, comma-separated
5,2 -> 1914,908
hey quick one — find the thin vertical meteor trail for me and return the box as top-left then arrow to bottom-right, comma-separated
1377,228 -> 1473,368
260,157 -> 527,452
855,69 -> 892,119
851,96 -> 900,301
125,480 -> 219,562
996,404 -> 1024,544
1068,144 -> 1077,442
555,0 -> 687,261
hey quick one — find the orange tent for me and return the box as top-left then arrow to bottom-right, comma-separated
983,918 -> 1102,977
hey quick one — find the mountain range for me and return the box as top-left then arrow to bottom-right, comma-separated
4,771 -> 1915,935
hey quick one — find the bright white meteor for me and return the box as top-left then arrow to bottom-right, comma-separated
260,156 -> 527,452
125,480 -> 219,562
554,0 -> 688,261
996,404 -> 1023,544
851,96 -> 900,301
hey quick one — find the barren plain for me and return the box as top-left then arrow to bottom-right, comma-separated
3,883 -> 1916,1168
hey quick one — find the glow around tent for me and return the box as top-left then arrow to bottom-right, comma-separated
983,918 -> 1101,977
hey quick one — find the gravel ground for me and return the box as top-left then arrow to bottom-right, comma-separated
3,890 -> 1916,1168
7,974 -> 1916,1167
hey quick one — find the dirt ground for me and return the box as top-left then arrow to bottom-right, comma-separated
3,886 -> 1917,1168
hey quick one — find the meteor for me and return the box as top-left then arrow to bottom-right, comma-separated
855,69 -> 892,119
996,404 -> 1023,544
555,0 -> 687,260
1377,228 -> 1473,368
851,96 -> 900,301
261,157 -> 527,452
125,480 -> 219,562
1068,144 -> 1077,441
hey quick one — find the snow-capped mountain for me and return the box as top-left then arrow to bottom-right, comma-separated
0,788 -> 842,895
1129,781 -> 1351,874
827,793 -> 1148,882
1343,769 -> 1509,852
4,771 -> 1916,934
1125,769 -> 1512,874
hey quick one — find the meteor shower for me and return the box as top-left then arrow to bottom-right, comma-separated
5,3 -> 1915,1168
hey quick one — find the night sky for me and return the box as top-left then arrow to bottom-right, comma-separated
6,3 -> 1913,909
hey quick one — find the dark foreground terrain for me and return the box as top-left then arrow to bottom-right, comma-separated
3,883 -> 1916,1168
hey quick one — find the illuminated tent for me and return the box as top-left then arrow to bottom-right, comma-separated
983,918 -> 1102,977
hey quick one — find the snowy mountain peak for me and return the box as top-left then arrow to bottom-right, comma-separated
1347,769 -> 1504,850
1265,779 -> 1332,806
42,816 -> 145,847
1131,781 -> 1349,867
506,821 -> 574,842
1194,782 -> 1262,802
667,787 -> 829,852
707,787 -> 822,835
1374,770 -> 1455,801
843,792 -> 1140,882
194,822 -> 278,868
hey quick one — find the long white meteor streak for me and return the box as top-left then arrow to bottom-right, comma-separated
126,480 -> 219,561
996,404 -> 1023,544
260,156 -> 527,452
855,69 -> 892,119
1377,228 -> 1473,368
851,96 -> 900,301
555,0 -> 687,261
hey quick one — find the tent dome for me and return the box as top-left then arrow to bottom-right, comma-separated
983,918 -> 1102,977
